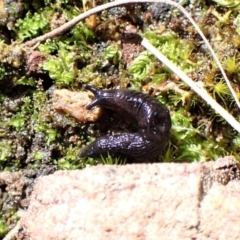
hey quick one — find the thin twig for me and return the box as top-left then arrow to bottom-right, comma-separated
22,0 -> 240,110
142,38 -> 240,133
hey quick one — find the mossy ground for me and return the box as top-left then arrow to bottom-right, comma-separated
0,0 -> 240,237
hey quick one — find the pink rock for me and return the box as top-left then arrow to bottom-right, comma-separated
18,157 -> 240,240
20,163 -> 201,239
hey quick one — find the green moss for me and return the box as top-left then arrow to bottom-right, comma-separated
45,128 -> 60,145
38,40 -> 59,54
34,122 -> 60,145
0,141 -> 12,162
0,220 -> 8,238
70,22 -> 95,43
44,0 -> 72,6
15,8 -> 54,41
103,45 -> 121,64
234,14 -> 240,35
232,135 -> 240,151
129,31 -> 197,82
0,93 -> 4,103
223,56 -> 239,74
30,91 -> 62,145
8,115 -> 25,131
166,107 -> 233,162
43,48 -> 76,87
101,153 -> 126,165
1,0 -> 239,168
15,77 -> 36,87
211,9 -> 232,25
144,31 -> 195,67
171,109 -> 198,141
54,145 -> 87,170
129,51 -> 152,80
0,67 -> 6,80
7,96 -> 34,132
33,151 -> 43,161
211,0 -> 240,10
212,80 -> 231,102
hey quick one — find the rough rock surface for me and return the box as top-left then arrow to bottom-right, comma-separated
0,171 -> 26,197
17,157 -> 240,240
199,181 -> 240,240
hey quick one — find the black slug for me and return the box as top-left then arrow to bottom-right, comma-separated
80,84 -> 171,162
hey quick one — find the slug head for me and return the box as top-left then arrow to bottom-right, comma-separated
83,84 -> 116,110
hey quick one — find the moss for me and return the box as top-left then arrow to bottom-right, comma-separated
8,115 -> 25,131
101,153 -> 126,165
15,7 -> 54,41
129,31 -> 197,82
211,0 -> 240,10
0,66 -> 6,80
212,80 -> 231,102
15,77 -> 36,87
43,48 -> 76,87
103,44 -> 121,64
211,9 -> 232,25
168,108 -> 231,162
54,145 -> 96,170
0,141 -> 13,161
129,51 -> 152,80
33,151 -> 43,160
0,220 -> 8,238
223,55 -> 239,74
232,135 -> 240,151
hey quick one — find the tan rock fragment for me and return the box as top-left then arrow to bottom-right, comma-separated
52,89 -> 102,122
0,171 -> 26,196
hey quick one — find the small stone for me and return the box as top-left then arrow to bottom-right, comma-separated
201,156 -> 240,194
52,89 -> 102,123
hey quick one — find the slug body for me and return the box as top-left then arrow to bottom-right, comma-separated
80,85 -> 171,162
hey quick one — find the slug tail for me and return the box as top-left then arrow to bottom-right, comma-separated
79,133 -> 166,162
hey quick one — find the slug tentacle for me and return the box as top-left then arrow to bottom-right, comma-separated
80,85 -> 171,162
